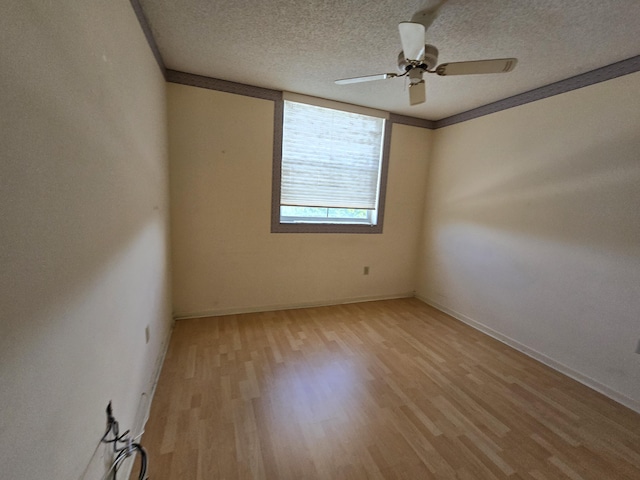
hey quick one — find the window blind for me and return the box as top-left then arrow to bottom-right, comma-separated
280,101 -> 385,210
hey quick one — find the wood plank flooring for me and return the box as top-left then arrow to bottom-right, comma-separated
137,298 -> 640,479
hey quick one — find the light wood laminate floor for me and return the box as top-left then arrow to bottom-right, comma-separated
138,298 -> 640,479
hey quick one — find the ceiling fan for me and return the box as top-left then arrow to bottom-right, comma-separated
335,2 -> 518,106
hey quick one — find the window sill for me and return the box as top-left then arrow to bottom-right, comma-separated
271,222 -> 383,234
280,219 -> 375,226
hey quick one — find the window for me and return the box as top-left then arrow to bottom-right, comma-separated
271,95 -> 391,233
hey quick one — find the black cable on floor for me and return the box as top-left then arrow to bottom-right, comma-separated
102,402 -> 149,480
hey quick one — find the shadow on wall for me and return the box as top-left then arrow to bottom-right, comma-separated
426,131 -> 640,257
0,2 -> 169,478
417,121 -> 640,403
1,0 -> 169,338
1,69 -> 168,363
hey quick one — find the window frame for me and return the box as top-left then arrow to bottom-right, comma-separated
271,96 -> 392,234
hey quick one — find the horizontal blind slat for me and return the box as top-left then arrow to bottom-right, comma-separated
281,101 -> 384,210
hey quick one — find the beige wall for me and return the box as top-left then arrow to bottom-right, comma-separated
417,72 -> 640,410
169,83 -> 432,317
0,1 -> 171,478
3,4 -> 638,479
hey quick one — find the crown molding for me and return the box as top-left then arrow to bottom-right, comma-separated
166,70 -> 282,101
389,114 -> 436,129
129,0 -> 166,78
128,3 -> 639,129
434,55 -> 640,128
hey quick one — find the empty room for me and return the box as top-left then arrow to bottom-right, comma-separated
1,1 -> 639,479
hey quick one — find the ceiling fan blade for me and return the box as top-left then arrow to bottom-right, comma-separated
408,69 -> 426,105
398,22 -> 426,61
409,80 -> 426,105
436,58 -> 517,76
335,73 -> 397,85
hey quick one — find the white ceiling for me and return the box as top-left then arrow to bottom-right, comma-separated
138,0 -> 640,120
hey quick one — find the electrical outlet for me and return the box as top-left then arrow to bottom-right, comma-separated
363,266 -> 369,275
145,325 -> 150,344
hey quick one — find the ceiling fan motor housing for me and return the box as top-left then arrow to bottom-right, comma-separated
398,44 -> 439,72
423,44 -> 439,69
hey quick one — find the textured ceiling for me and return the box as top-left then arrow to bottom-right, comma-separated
138,0 -> 640,120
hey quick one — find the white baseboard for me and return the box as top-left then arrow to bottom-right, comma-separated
80,317 -> 175,480
415,295 -> 640,414
135,317 -> 175,435
119,317 -> 175,480
174,293 -> 414,320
